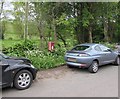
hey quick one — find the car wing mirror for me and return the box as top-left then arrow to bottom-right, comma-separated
103,49 -> 112,52
107,49 -> 112,52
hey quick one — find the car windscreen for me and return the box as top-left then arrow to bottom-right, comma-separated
72,45 -> 90,51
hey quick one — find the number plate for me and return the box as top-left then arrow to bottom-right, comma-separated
68,58 -> 76,62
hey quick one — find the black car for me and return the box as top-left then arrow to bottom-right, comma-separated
0,53 -> 37,90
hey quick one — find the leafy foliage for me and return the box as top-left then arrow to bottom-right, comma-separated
2,40 -> 37,56
26,50 -> 65,69
2,41 -> 66,69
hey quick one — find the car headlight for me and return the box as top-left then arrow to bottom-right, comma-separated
30,64 -> 35,68
78,54 -> 90,57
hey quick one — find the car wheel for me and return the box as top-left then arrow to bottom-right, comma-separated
114,56 -> 120,66
88,61 -> 99,73
14,70 -> 33,90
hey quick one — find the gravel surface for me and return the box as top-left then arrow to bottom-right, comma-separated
2,65 -> 118,97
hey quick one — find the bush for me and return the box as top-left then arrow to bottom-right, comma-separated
27,54 -> 65,69
2,40 -> 66,70
2,40 -> 37,56
25,49 -> 65,69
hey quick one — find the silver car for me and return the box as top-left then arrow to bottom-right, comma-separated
65,43 -> 120,73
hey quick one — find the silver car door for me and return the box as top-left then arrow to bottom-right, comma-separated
99,45 -> 115,64
94,45 -> 108,65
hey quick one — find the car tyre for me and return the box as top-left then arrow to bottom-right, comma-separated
88,61 -> 99,73
14,70 -> 33,90
114,56 -> 120,66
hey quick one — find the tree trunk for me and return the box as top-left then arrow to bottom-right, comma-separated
24,2 -> 28,41
57,32 -> 67,47
52,12 -> 57,44
48,24 -> 52,41
0,2 -> 4,39
108,18 -> 114,42
37,22 -> 44,50
103,18 -> 109,42
37,22 -> 47,50
74,3 -> 85,44
0,2 -> 4,17
88,26 -> 93,43
87,2 -> 93,43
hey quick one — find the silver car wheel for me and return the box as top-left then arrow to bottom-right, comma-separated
17,73 -> 31,88
92,62 -> 98,72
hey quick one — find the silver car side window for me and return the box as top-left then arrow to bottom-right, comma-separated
94,45 -> 102,51
99,45 -> 109,52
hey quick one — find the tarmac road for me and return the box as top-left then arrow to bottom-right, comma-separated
2,65 -> 118,97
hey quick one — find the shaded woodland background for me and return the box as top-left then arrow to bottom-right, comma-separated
0,2 -> 120,69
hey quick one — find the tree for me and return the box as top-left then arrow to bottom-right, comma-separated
24,2 -> 28,41
116,1 -> 120,42
2,2 -> 119,48
12,2 -> 25,39
0,1 -> 4,39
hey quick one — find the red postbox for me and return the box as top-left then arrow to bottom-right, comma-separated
48,42 -> 54,51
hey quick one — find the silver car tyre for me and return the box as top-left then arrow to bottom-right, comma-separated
88,61 -> 99,73
114,56 -> 120,66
